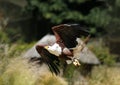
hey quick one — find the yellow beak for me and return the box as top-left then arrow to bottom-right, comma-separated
44,46 -> 49,49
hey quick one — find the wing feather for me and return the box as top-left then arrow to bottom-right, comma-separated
52,24 -> 90,48
36,45 -> 60,75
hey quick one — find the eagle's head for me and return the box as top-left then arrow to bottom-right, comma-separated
44,43 -> 62,56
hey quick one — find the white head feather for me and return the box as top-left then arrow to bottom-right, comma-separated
45,43 -> 62,56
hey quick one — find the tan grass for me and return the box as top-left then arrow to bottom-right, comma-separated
88,65 -> 120,85
0,57 -> 68,85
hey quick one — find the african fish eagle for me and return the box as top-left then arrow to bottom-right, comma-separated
35,24 -> 91,75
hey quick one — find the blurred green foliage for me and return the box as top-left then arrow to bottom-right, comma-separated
24,0 -> 103,35
1,0 -> 120,42
89,39 -> 116,66
0,27 -> 23,43
23,0 -> 120,37
93,45 -> 115,65
0,31 -> 9,43
63,64 -> 76,83
26,0 -> 102,24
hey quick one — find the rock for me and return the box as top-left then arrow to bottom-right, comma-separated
79,45 -> 100,64
23,34 -> 56,58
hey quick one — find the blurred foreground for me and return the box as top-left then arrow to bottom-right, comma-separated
0,39 -> 119,85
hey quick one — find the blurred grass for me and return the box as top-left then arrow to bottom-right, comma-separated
0,40 -> 120,85
0,57 -> 68,85
88,66 -> 120,85
0,43 -> 68,85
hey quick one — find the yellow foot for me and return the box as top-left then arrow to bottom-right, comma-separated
73,58 -> 81,66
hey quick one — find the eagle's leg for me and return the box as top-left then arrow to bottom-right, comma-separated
62,47 -> 80,66
63,47 -> 73,56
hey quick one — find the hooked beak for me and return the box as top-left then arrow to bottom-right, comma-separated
44,46 -> 49,50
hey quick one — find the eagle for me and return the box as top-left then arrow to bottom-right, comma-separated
33,24 -> 91,75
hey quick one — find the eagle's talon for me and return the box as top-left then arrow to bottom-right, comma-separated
73,58 -> 81,66
72,58 -> 81,66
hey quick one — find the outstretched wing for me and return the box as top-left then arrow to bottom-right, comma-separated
52,24 -> 90,48
36,45 -> 60,75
